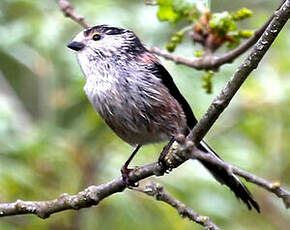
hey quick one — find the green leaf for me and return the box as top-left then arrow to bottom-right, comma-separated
157,0 -> 179,23
226,35 -> 241,48
156,0 -> 204,23
239,29 -> 254,38
195,50 -> 203,57
166,42 -> 176,52
157,5 -> 179,22
231,8 -> 253,21
173,0 -> 202,22
202,70 -> 215,94
210,11 -> 237,36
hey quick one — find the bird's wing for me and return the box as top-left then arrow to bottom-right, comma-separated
150,61 -> 198,130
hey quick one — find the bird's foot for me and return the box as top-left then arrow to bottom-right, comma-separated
121,166 -> 139,187
158,156 -> 173,174
158,136 -> 185,173
158,143 -> 173,174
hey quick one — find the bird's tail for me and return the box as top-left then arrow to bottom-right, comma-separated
198,141 -> 260,212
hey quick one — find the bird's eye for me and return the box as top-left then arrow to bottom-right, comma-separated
92,33 -> 101,41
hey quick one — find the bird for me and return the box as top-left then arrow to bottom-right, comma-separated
67,24 -> 260,212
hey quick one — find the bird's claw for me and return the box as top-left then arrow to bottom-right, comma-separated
158,139 -> 174,174
158,157 -> 172,174
121,167 -> 139,187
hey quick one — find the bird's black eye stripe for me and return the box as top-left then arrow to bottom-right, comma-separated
92,33 -> 101,41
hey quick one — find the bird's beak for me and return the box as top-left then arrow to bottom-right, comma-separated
67,41 -> 85,51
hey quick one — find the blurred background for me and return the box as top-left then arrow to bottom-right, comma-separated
0,0 -> 289,229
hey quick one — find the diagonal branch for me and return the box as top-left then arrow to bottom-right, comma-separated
152,0 -> 290,208
164,0 -> 290,208
131,182 -> 221,230
174,0 -> 290,207
185,0 -> 290,145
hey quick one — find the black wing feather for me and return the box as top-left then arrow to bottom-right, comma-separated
152,62 -> 198,130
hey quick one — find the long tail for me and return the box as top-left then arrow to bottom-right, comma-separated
198,141 -> 260,212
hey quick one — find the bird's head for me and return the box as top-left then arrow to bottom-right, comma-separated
67,25 -> 146,59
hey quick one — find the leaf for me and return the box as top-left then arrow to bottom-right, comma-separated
231,8 -> 253,21
202,71 -> 215,94
157,5 -> 179,22
157,0 -> 179,23
156,0 -> 207,24
209,11 -> 237,36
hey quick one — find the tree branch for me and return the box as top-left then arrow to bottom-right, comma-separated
58,0 -> 90,28
149,13 -> 273,70
0,146 -> 289,219
131,182 -> 221,230
0,162 -> 162,218
145,0 -> 157,6
150,1 -> 286,70
189,148 -> 290,208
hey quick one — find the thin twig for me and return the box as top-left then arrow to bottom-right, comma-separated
150,1 -> 285,70
58,0 -> 90,28
149,46 -> 215,70
150,14 -> 273,70
145,0 -> 157,6
131,182 -> 221,230
189,148 -> 290,208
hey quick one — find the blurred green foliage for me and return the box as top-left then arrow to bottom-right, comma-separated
202,70 -> 215,94
156,0 -> 204,23
158,0 -> 256,94
158,0 -> 254,55
0,0 -> 289,230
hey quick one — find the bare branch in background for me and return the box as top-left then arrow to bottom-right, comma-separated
58,0 -> 90,28
131,182 -> 221,230
145,0 -> 157,6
